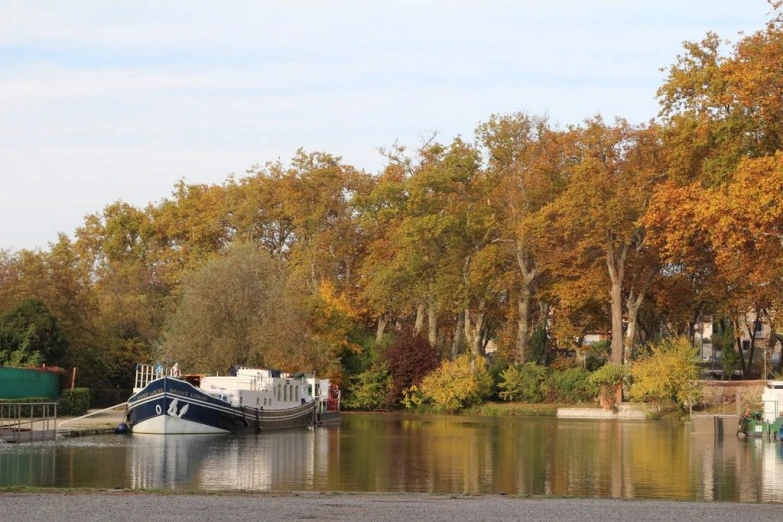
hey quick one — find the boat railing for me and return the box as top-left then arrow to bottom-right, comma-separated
134,363 -> 171,390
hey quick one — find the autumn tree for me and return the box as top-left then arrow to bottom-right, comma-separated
525,118 -> 663,364
163,242 -> 309,374
150,181 -> 232,287
74,202 -> 166,386
650,5 -> 783,375
476,112 -> 568,362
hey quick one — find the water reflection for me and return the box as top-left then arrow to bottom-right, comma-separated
1,414 -> 783,502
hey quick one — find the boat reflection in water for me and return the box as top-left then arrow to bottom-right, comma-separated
128,426 -> 337,491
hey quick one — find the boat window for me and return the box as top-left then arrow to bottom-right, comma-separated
296,387 -> 300,402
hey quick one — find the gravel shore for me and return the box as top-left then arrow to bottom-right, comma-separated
2,491 -> 780,522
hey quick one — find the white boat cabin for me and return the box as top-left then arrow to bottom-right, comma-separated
762,380 -> 783,423
199,368 -> 314,411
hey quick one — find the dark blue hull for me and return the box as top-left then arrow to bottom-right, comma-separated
127,377 -> 317,434
127,377 -> 245,434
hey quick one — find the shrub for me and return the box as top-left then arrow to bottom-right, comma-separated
59,388 -> 90,416
486,355 -> 512,400
629,336 -> 700,409
589,363 -> 627,408
91,388 -> 132,409
529,324 -> 548,364
584,341 -> 610,371
383,329 -> 441,406
589,363 -> 627,386
497,363 -> 549,403
342,362 -> 393,411
550,356 -> 578,371
721,345 -> 740,380
544,367 -> 598,403
418,354 -> 493,413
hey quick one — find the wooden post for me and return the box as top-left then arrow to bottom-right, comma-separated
71,367 -> 77,390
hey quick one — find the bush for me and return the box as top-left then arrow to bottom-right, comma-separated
721,345 -> 740,380
589,363 -> 627,386
584,341 -> 610,371
418,354 -> 493,413
342,362 -> 393,411
59,388 -> 90,416
550,356 -> 578,371
589,363 -> 627,408
91,388 -> 132,409
486,355 -> 512,400
629,336 -> 700,409
383,329 -> 441,406
544,367 -> 598,403
497,363 -> 549,403
529,324 -> 548,364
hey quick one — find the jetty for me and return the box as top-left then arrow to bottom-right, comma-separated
0,401 -> 58,443
0,402 -> 127,443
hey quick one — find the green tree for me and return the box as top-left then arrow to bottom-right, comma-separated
0,299 -> 67,367
163,242 -> 308,374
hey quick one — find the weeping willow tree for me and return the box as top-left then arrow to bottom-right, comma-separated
163,242 -> 311,374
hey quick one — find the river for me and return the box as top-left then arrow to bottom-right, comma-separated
1,413 -> 781,502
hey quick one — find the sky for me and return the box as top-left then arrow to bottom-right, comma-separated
0,1 -> 775,251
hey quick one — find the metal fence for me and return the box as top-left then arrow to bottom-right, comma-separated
0,401 -> 58,443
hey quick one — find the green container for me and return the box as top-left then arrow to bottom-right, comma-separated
0,367 -> 59,399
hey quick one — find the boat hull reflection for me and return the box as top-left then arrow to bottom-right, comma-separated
128,428 -> 337,490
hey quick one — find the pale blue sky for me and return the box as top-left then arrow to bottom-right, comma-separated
0,1 -> 774,251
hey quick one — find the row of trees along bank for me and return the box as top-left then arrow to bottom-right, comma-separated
2,4 -> 783,395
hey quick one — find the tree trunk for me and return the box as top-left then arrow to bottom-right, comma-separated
623,270 -> 653,364
464,307 -> 472,350
376,314 -> 389,345
452,312 -> 465,359
734,321 -> 747,376
414,303 -> 426,335
466,301 -> 486,357
427,297 -> 438,347
745,311 -> 760,379
515,242 -> 537,363
517,291 -> 530,363
606,242 -> 628,364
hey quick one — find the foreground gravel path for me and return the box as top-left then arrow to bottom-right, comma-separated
2,492 -> 781,521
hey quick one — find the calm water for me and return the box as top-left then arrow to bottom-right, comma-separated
2,413 -> 783,501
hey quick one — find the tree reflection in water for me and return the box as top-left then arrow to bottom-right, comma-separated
1,414 -> 782,502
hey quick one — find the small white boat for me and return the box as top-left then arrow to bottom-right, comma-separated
126,364 -> 340,435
